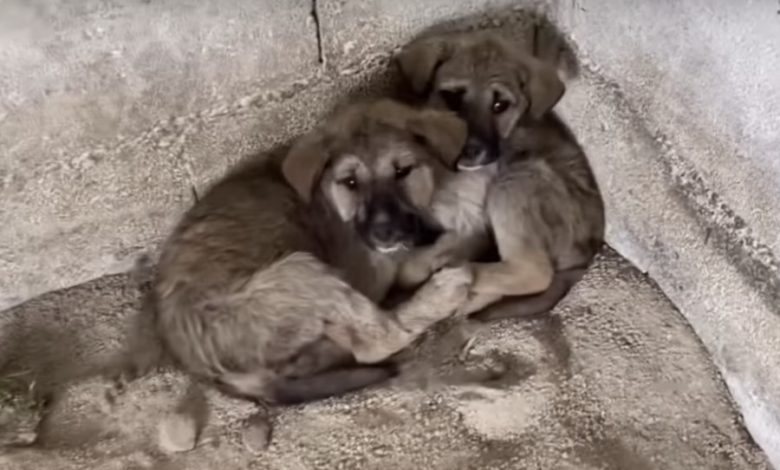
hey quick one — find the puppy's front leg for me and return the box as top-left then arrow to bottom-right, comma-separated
327,265 -> 473,364
458,255 -> 554,316
397,232 -> 461,289
393,264 -> 474,333
397,231 -> 488,289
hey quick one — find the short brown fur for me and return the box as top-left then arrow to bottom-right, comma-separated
149,99 -> 475,449
395,31 -> 605,319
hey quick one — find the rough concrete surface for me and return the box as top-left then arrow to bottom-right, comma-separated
556,0 -> 780,256
0,0 -> 319,309
316,0 -> 531,64
0,249 -> 770,469
556,68 -> 780,470
546,1 -> 780,465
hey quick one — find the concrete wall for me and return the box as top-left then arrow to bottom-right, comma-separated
0,0 -> 320,308
1,0 -> 779,466
548,0 -> 780,466
0,0 -> 529,310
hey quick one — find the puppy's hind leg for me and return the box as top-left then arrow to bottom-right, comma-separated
323,264 -> 474,364
218,361 -> 396,406
205,252 -> 470,399
270,366 -> 397,405
224,366 -> 396,454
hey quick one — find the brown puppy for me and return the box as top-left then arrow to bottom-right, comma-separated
395,30 -> 605,319
151,98 -> 474,451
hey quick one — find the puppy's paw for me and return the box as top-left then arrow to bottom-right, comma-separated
431,247 -> 458,271
427,265 -> 474,308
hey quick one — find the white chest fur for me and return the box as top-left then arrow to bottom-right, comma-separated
431,165 -> 497,237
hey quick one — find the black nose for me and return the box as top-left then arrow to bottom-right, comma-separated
457,137 -> 497,170
370,210 -> 398,243
463,138 -> 485,159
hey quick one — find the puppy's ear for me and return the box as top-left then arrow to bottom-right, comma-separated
407,110 -> 467,169
396,36 -> 452,95
282,132 -> 329,203
519,55 -> 565,119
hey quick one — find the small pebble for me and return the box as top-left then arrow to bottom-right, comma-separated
241,413 -> 272,455
158,412 -> 198,453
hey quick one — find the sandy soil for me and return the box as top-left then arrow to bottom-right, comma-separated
0,248 -> 770,469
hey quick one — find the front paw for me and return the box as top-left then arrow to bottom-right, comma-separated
427,265 -> 474,310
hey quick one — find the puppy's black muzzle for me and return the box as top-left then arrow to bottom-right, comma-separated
456,136 -> 499,171
359,194 -> 442,252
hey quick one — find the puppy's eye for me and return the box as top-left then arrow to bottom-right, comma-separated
440,89 -> 465,111
492,93 -> 511,114
339,176 -> 358,190
395,165 -> 414,180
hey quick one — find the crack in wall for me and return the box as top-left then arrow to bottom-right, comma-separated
311,0 -> 324,64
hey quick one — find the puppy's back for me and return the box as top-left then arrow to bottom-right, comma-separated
153,156 -> 317,383
498,114 -> 604,269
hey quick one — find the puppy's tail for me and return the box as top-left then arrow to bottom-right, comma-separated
102,290 -> 171,383
269,366 -> 397,405
102,255 -> 170,384
473,268 -> 586,322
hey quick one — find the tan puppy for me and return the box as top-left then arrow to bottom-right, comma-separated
149,99 -> 474,450
395,31 -> 605,319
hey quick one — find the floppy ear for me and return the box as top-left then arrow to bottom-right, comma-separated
395,36 -> 452,95
281,132 -> 330,203
520,55 -> 565,119
407,109 -> 467,169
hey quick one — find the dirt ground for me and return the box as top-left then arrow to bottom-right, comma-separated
0,248 -> 771,470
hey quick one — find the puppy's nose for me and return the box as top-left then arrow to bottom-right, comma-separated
458,137 -> 492,170
463,138 -> 485,159
369,210 -> 397,242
